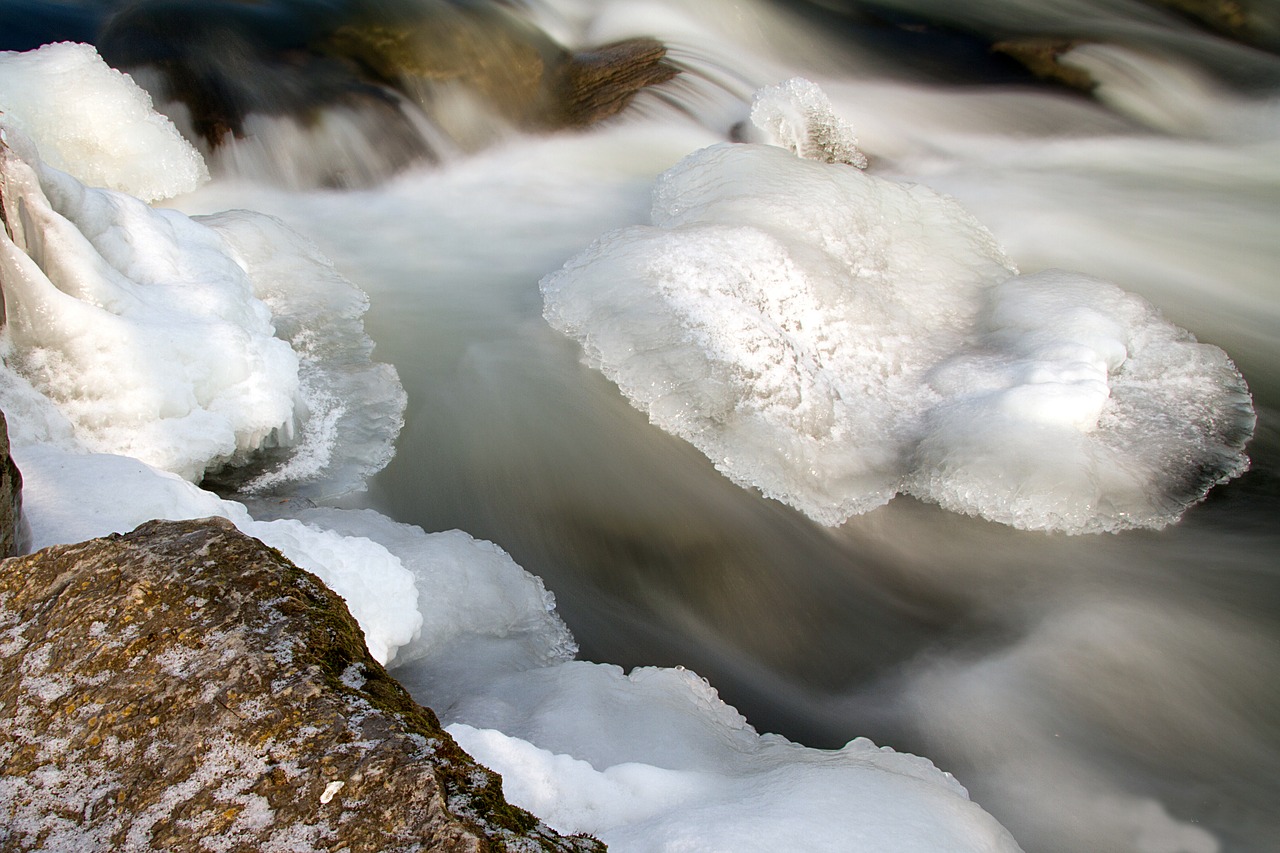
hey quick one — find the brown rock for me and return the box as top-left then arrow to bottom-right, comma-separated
0,410 -> 21,558
991,39 -> 1097,92
554,38 -> 680,129
0,517 -> 603,852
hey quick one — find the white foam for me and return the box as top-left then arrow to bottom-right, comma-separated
0,42 -> 207,201
541,108 -> 1254,533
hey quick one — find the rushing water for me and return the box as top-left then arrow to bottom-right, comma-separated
6,1 -> 1280,851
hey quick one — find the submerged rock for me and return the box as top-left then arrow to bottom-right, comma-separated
0,517 -> 603,852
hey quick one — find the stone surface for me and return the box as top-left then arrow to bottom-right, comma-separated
990,39 -> 1096,91
555,38 -> 679,128
0,410 -> 21,558
0,517 -> 604,852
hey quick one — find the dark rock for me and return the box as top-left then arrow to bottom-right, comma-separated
90,0 -> 676,158
318,6 -> 677,133
0,517 -> 603,852
553,38 -> 679,128
991,39 -> 1097,92
0,410 -> 21,557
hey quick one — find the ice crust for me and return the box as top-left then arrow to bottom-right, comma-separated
749,77 -> 869,167
541,133 -> 1254,533
0,42 -> 207,202
196,211 -> 407,499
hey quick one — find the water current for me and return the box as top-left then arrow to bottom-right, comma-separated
6,1 -> 1280,851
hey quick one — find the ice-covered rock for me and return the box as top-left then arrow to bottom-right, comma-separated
541,133 -> 1254,533
12,443 -> 421,666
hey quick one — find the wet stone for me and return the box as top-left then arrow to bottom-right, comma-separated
0,518 -> 603,852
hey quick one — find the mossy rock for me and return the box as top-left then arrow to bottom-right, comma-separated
0,517 -> 603,852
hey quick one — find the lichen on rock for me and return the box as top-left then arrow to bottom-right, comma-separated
0,517 -> 603,852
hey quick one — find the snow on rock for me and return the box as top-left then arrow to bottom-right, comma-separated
12,444 -> 421,667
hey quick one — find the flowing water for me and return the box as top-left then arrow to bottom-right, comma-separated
6,1 -> 1280,851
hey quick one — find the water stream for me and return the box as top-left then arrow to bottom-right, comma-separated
5,1 -> 1280,850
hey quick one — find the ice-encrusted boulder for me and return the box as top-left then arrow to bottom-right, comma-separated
0,517 -> 602,853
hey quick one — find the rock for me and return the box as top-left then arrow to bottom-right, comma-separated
318,8 -> 678,134
1144,0 -> 1280,51
92,0 -> 676,157
0,517 -> 604,852
991,39 -> 1097,92
553,38 -> 679,128
0,410 -> 21,557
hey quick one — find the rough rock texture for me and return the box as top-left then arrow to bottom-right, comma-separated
0,517 -> 604,852
555,38 -> 679,128
0,410 -> 21,558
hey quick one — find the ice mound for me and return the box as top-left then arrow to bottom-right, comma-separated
910,270 -> 1254,532
0,122 -> 405,494
0,42 -> 207,202
449,717 -> 1020,851
542,121 -> 1253,532
237,508 -> 1019,852
257,505 -> 577,674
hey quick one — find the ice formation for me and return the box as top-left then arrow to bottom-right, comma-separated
749,77 -> 869,167
0,117 -> 403,494
0,125 -> 300,481
13,444 -> 421,665
192,211 -> 407,499
0,42 -> 207,202
541,82 -> 1254,533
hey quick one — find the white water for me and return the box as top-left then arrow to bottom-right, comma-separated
3,1 -> 1280,851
